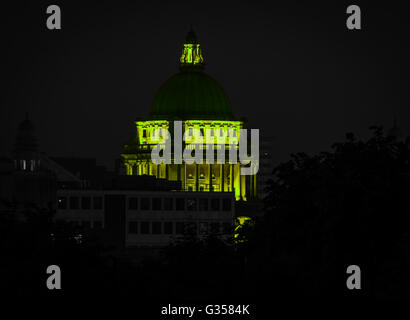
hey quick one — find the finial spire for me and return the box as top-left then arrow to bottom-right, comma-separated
180,26 -> 204,71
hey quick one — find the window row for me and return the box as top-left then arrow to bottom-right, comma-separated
58,195 -> 233,212
64,220 -> 103,229
58,196 -> 103,210
142,128 -> 238,138
186,128 -> 238,137
128,221 -> 232,235
128,197 -> 232,212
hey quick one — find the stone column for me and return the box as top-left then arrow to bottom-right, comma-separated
195,163 -> 199,191
209,164 -> 213,191
125,163 -> 131,175
253,172 -> 257,199
249,174 -> 253,199
241,168 -> 246,201
230,164 -> 233,192
184,164 -> 187,191
221,164 -> 224,192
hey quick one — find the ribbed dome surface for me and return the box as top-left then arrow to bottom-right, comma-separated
150,71 -> 233,120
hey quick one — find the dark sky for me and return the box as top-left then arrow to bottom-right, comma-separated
1,1 -> 409,169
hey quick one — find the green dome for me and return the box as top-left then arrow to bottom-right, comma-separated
150,71 -> 233,120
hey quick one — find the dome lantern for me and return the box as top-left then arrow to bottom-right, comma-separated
179,26 -> 204,71
150,27 -> 233,120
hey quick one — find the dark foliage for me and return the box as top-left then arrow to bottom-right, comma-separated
263,126 -> 410,298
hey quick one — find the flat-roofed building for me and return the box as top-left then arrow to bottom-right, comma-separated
55,189 -> 234,248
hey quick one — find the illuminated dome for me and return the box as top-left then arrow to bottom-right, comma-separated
151,72 -> 233,120
150,28 -> 233,121
122,28 -> 255,202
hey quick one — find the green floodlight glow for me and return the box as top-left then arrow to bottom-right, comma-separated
122,119 -> 249,200
120,28 -> 258,202
234,216 -> 255,243
180,43 -> 204,66
179,28 -> 204,68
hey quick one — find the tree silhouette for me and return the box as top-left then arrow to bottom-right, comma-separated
263,126 -> 410,298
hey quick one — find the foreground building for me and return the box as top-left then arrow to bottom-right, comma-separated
55,188 -> 234,248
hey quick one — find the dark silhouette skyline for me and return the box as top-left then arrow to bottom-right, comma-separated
1,1 -> 409,169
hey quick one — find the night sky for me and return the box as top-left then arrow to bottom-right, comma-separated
1,1 -> 409,168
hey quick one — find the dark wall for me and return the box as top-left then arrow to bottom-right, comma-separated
104,194 -> 126,249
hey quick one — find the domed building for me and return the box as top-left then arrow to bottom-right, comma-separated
121,29 -> 257,201
10,113 -> 57,210
14,112 -> 40,172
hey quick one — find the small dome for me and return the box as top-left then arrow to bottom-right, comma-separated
13,113 -> 39,158
150,71 -> 233,120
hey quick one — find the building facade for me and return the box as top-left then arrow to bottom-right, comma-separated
55,189 -> 234,247
121,29 -> 257,201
